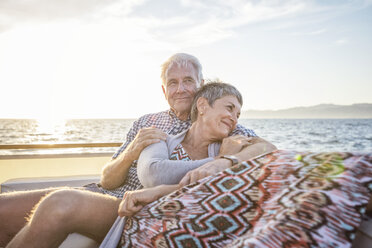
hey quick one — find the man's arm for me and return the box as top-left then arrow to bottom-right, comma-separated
100,127 -> 167,190
179,137 -> 277,186
229,136 -> 277,160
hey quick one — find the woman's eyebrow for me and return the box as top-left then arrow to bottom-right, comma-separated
227,102 -> 236,108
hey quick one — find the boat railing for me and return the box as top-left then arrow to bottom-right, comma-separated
0,143 -> 122,159
0,143 -> 122,149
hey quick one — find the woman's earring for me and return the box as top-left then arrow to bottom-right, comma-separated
200,112 -> 203,115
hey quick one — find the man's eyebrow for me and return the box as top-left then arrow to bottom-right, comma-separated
167,79 -> 176,83
183,76 -> 195,80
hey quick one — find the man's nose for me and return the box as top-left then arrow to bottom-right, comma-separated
176,82 -> 186,92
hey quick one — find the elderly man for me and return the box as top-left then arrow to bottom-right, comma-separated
3,53 -> 276,247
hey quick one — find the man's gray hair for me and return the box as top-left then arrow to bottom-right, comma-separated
190,81 -> 243,122
161,53 -> 203,87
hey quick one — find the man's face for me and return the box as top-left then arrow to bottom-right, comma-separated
162,64 -> 199,120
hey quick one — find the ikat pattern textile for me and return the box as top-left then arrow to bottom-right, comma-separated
120,150 -> 372,248
170,144 -> 192,161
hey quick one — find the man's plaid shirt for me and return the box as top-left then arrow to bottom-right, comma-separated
86,109 -> 256,198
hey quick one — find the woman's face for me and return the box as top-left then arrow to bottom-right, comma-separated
201,95 -> 241,139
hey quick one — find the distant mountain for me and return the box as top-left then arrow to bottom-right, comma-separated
241,103 -> 372,119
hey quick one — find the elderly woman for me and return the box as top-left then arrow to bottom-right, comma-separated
97,82 -> 254,247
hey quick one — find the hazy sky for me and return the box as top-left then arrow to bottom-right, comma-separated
1,0 -> 371,120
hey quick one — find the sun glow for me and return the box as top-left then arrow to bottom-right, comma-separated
35,115 -> 66,136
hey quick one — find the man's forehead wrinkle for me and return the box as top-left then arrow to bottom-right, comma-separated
169,60 -> 191,70
165,62 -> 195,79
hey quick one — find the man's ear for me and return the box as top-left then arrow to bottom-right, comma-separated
161,85 -> 166,97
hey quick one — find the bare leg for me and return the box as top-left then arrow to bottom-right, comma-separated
0,188 -> 57,246
7,188 -> 121,248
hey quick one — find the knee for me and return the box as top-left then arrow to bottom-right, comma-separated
33,189 -> 81,224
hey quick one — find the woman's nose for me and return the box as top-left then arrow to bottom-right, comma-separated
230,114 -> 238,125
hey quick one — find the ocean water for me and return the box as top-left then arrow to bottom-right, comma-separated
240,119 -> 372,152
0,119 -> 371,155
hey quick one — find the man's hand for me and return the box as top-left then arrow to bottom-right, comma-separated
179,159 -> 231,187
219,135 -> 252,156
100,127 -> 166,190
126,127 -> 167,162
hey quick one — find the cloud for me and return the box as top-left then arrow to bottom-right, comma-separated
118,0 -> 313,48
123,0 -> 371,48
0,0 -> 144,31
336,38 -> 349,45
291,28 -> 327,36
1,0 -> 371,48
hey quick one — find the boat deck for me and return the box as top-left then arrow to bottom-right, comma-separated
0,143 -> 118,192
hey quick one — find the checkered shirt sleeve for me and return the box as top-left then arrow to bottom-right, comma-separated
230,123 -> 257,137
112,110 -> 190,159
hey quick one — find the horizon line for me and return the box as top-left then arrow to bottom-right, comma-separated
1,102 -> 371,120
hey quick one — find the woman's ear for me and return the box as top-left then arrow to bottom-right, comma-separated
196,97 -> 208,114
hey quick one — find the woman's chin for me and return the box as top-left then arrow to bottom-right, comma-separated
218,130 -> 230,140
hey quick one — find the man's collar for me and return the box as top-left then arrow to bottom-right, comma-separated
168,109 -> 191,122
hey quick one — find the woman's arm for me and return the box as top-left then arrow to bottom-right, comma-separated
118,184 -> 179,217
137,140 -> 213,188
179,136 -> 277,187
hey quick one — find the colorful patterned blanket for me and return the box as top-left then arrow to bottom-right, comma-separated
119,150 -> 372,247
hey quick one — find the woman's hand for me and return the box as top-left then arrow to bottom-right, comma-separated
179,159 -> 231,187
118,185 -> 179,217
118,188 -> 157,217
219,135 -> 252,156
